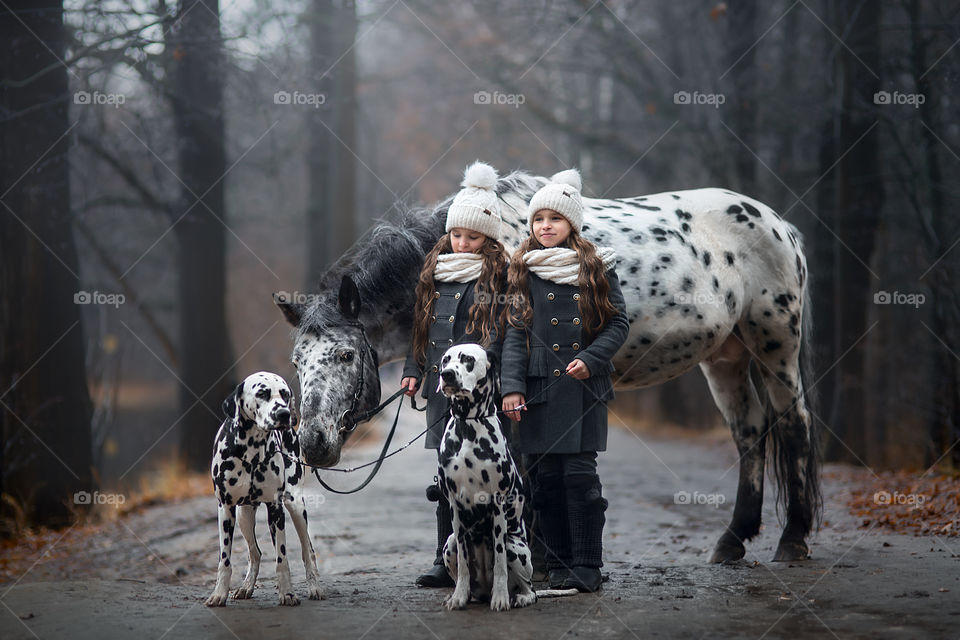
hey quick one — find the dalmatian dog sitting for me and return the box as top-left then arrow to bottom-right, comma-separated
205,371 -> 324,607
437,344 -> 537,611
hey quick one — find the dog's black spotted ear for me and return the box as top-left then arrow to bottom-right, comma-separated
484,348 -> 500,371
222,381 -> 244,419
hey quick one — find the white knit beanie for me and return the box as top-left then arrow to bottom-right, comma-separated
445,161 -> 502,239
526,169 -> 584,232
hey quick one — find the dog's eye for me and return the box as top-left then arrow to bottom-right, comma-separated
280,389 -> 290,401
256,388 -> 270,400
462,355 -> 475,365
339,351 -> 354,363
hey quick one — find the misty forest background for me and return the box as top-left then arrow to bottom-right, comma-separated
1,0 -> 958,529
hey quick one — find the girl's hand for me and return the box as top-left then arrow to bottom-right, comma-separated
502,393 -> 526,422
566,359 -> 590,380
401,376 -> 420,397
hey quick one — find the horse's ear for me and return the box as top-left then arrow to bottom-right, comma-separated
274,292 -> 304,327
222,381 -> 244,419
338,275 -> 361,321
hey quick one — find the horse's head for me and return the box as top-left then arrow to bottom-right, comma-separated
275,275 -> 381,467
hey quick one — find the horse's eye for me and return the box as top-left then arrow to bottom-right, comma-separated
339,351 -> 354,363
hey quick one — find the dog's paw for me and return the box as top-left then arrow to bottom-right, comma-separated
205,591 -> 228,607
512,592 -> 538,608
306,583 -> 325,600
444,592 -> 469,610
233,585 -> 255,599
279,592 -> 301,606
489,591 -> 511,612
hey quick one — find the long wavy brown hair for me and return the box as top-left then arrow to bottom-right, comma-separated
411,234 -> 509,367
504,229 -> 618,337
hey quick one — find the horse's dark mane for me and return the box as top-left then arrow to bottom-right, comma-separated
496,169 -> 546,203
295,169 -> 546,338
296,198 -> 452,337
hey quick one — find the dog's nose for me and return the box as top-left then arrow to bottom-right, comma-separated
440,369 -> 457,383
277,408 -> 291,425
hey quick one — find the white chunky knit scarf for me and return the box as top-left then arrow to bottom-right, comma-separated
522,246 -> 617,285
433,252 -> 484,283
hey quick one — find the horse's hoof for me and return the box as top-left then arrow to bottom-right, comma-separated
709,540 -> 745,564
773,539 -> 809,562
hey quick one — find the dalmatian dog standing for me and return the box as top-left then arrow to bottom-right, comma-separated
436,344 -> 537,611
205,371 -> 324,607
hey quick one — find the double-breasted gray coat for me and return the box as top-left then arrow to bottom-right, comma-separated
500,268 -> 629,454
402,276 -> 506,449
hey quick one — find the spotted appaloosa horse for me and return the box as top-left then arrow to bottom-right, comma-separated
276,171 -> 821,564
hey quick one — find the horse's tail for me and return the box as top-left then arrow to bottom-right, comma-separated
766,228 -> 822,532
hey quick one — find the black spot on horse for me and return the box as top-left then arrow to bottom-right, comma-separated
741,201 -> 761,217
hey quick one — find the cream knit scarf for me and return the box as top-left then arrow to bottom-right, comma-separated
433,252 -> 484,283
522,247 -> 617,285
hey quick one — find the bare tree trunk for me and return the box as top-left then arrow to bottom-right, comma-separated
823,0 -> 883,463
307,0 -> 357,284
910,0 -> 960,468
725,0 -> 758,195
169,0 -> 235,471
0,0 -> 93,527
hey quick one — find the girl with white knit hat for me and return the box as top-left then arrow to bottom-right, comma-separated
500,169 -> 629,592
400,161 -> 511,587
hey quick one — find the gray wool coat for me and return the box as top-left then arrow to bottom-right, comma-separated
500,268 -> 629,454
402,276 -> 506,449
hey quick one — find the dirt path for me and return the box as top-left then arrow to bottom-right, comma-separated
2,410 -> 958,639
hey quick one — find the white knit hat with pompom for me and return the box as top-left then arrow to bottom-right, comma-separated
526,168 -> 584,232
445,161 -> 502,239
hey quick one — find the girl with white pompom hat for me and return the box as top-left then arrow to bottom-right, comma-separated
400,161 -> 511,587
500,169 -> 629,592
